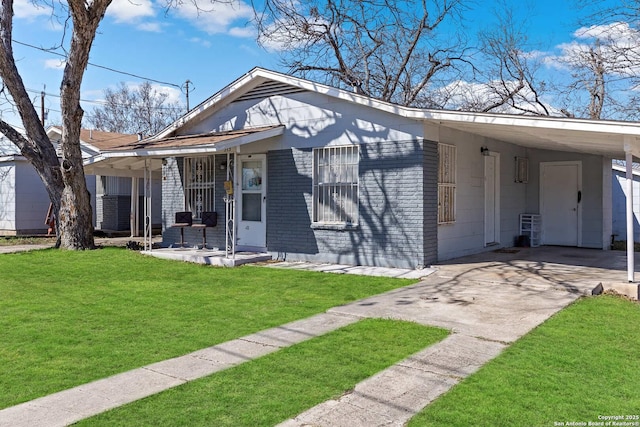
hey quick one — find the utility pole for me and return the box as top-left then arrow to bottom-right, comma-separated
185,80 -> 191,112
40,90 -> 45,126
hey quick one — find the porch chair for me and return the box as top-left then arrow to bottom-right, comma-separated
191,211 -> 217,249
171,211 -> 192,248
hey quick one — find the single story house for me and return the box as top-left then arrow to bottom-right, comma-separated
83,67 -> 640,274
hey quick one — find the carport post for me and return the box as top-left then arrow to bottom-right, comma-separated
130,177 -> 139,237
625,147 -> 635,282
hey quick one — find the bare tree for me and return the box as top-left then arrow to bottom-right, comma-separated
474,6 -> 550,115
254,0 -> 472,107
0,0 -> 112,249
547,23 -> 640,120
553,40 -> 608,119
86,81 -> 184,136
568,2 -> 640,119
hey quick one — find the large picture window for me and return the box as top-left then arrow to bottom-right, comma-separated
438,143 -> 456,224
313,145 -> 359,225
184,156 -> 215,220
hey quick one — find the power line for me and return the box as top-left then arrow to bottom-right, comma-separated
13,39 -> 182,89
24,87 -> 184,111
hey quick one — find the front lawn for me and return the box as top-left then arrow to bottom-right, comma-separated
0,248 -> 415,409
409,295 -> 640,426
79,319 -> 447,426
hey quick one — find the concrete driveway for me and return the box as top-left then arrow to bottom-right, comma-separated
280,247 -> 636,426
1,246 -> 636,427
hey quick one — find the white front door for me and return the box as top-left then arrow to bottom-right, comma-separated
540,161 -> 582,246
237,154 -> 267,250
484,153 -> 500,246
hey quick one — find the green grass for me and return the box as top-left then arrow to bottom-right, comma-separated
78,319 -> 447,426
0,248 -> 415,409
409,295 -> 640,426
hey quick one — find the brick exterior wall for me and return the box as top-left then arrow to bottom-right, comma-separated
266,139 -> 437,269
161,142 -> 437,268
162,155 -> 229,248
98,195 -> 130,230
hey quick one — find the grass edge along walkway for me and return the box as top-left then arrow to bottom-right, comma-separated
67,318 -> 447,426
0,248 -> 416,410
408,294 -> 640,426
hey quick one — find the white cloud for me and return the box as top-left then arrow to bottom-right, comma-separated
229,26 -> 256,38
13,0 -> 51,19
433,80 -> 558,115
137,22 -> 163,32
155,85 -> 182,104
544,22 -> 640,76
173,0 -> 253,35
44,58 -> 66,70
189,37 -> 212,48
106,0 -> 155,24
574,22 -> 637,46
128,81 -> 182,104
82,89 -> 105,102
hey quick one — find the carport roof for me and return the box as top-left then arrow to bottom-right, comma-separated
423,110 -> 640,159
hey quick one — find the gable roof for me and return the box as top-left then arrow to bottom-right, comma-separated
155,67 -> 640,159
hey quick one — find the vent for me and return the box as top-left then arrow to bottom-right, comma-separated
233,81 -> 307,103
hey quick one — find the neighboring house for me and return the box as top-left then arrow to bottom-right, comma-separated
0,127 -> 158,235
0,133 -> 54,235
47,127 -> 162,234
84,68 -> 640,268
612,161 -> 640,242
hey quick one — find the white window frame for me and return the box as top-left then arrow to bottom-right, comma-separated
312,145 -> 359,225
438,143 -> 456,224
184,156 -> 216,220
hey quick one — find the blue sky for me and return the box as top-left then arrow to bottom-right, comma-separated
2,0 -> 609,128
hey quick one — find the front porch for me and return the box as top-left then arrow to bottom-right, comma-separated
142,247 -> 272,267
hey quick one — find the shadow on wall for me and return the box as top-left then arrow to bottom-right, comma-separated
259,99 -> 431,268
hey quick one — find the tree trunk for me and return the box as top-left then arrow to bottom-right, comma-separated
55,0 -> 114,249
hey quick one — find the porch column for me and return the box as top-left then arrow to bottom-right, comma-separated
625,143 -> 635,282
143,159 -> 153,252
130,177 -> 139,237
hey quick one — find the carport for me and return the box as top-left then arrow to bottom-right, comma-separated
421,110 -> 640,282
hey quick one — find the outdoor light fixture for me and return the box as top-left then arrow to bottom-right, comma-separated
480,146 -> 490,156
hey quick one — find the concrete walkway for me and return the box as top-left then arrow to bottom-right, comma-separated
0,246 -> 634,426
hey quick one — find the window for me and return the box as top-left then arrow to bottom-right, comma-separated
313,145 -> 359,225
438,143 -> 456,224
184,156 -> 216,220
